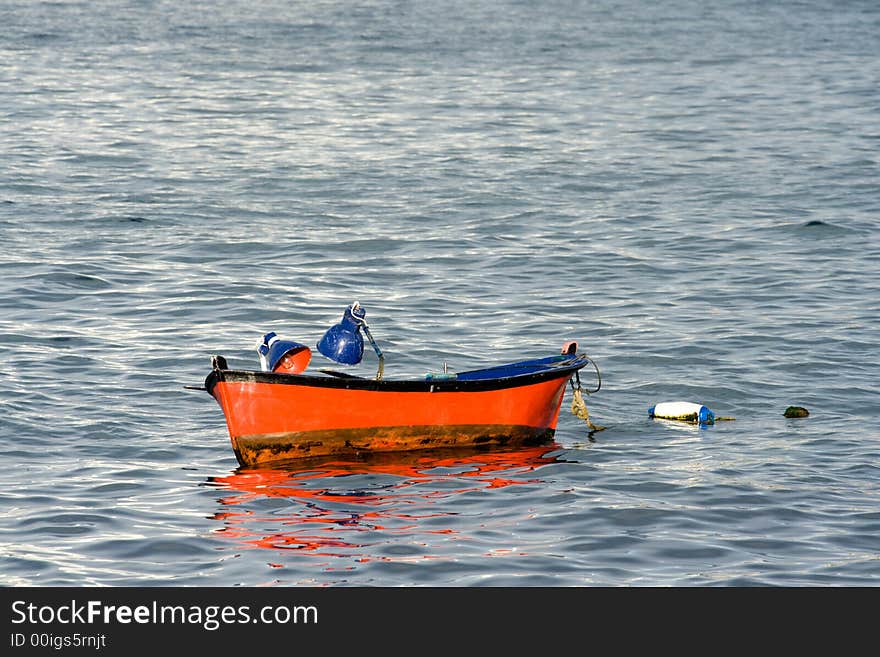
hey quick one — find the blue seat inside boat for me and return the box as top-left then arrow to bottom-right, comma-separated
455,355 -> 574,381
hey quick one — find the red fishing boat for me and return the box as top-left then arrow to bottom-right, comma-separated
203,302 -> 601,467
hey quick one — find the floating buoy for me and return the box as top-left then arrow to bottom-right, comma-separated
649,401 -> 715,425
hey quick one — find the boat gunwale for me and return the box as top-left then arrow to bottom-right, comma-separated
205,354 -> 590,395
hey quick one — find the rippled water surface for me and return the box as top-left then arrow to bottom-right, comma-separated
1,0 -> 879,586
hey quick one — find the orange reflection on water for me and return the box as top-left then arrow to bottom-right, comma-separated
207,444 -> 561,558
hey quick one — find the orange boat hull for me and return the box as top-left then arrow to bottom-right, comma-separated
208,369 -> 573,467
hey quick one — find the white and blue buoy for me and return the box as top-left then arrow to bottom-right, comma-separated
649,401 -> 715,425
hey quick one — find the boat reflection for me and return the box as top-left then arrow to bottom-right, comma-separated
206,443 -> 562,558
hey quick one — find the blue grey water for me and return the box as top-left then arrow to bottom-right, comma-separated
1,0 -> 878,587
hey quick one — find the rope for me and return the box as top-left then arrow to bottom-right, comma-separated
571,386 -> 605,432
579,355 -> 601,394
569,356 -> 605,432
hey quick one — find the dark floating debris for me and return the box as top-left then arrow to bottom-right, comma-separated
784,406 -> 810,418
